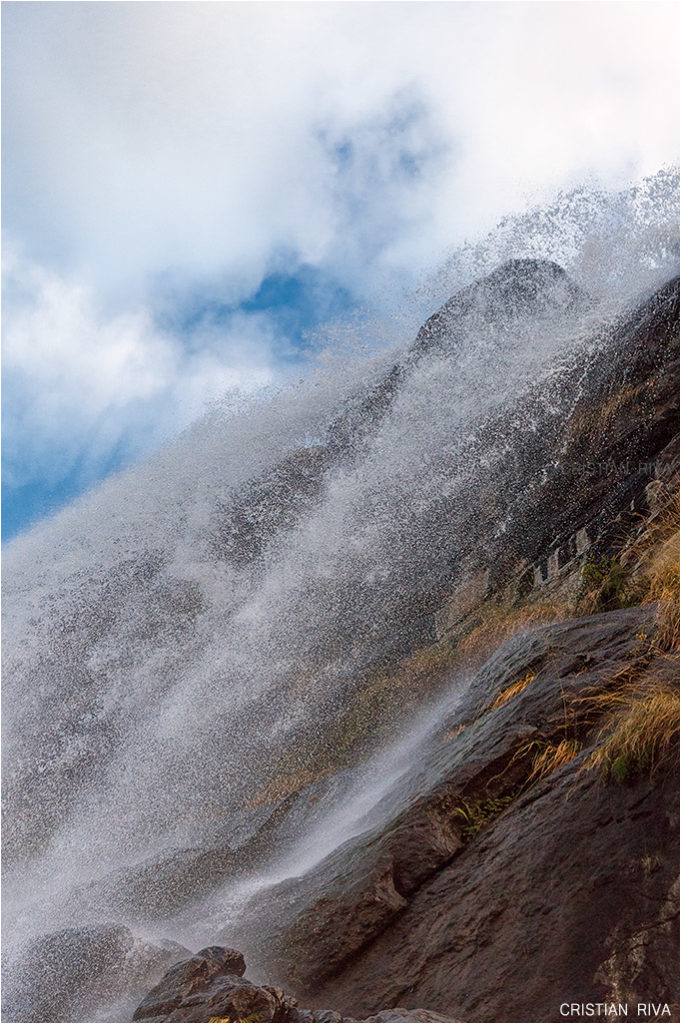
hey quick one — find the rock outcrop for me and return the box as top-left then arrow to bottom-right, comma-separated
314,690 -> 678,1023
197,270 -> 679,1023
132,946 -> 455,1023
412,257 -> 586,357
225,607 -> 678,1020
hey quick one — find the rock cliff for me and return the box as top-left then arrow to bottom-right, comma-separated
214,266 -> 680,1023
5,260 -> 679,1024
129,265 -> 679,1023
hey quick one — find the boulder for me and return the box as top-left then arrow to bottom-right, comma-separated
133,946 -> 282,1023
132,947 -> 458,1023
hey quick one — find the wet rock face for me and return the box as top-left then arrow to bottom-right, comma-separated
509,274 -> 680,583
224,605 -> 678,1022
3,924 -> 190,1023
132,946 -> 456,1023
413,258 -> 587,357
317,757 -> 679,1024
215,447 -> 332,566
212,259 -> 590,583
230,608 -> 653,978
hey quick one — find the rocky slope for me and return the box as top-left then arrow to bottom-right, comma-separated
4,261 -> 679,1024
272,609 -> 678,1022
212,268 -> 680,1022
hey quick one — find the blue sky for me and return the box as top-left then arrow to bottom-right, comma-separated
3,2 -> 679,540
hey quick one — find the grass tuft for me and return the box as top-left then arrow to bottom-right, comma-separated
641,528 -> 680,652
620,493 -> 679,652
576,554 -> 635,614
586,681 -> 679,783
527,738 -> 582,783
490,671 -> 536,711
455,601 -> 569,667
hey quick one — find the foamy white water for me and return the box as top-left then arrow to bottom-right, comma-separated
3,174 -> 679,979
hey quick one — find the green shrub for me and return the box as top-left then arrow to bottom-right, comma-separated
454,795 -> 514,840
577,554 -> 636,613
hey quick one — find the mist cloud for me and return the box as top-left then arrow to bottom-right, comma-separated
2,1 -> 679,536
5,3 -> 678,297
3,252 -> 274,500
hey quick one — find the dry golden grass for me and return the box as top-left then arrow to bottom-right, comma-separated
641,528 -> 680,651
626,489 -> 679,559
392,598 -> 567,690
455,600 -> 569,667
567,382 -> 649,442
490,671 -> 536,710
621,491 -> 680,651
570,491 -> 679,643
570,662 -> 647,723
528,738 -> 582,783
587,682 -> 679,783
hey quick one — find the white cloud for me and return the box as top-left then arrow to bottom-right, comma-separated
2,253 -> 275,491
2,2 -> 678,528
4,2 -> 678,302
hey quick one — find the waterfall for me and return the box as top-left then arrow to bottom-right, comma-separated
2,174 -> 679,1012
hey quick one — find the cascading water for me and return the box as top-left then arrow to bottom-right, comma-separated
2,173 -> 679,1019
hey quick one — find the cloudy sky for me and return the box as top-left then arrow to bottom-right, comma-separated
3,1 -> 679,540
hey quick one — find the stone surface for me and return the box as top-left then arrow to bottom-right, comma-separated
221,605 -> 678,1024
317,756 -> 679,1024
365,1012 -> 455,1023
132,946 -> 249,1021
413,258 -> 586,358
132,947 -> 455,1023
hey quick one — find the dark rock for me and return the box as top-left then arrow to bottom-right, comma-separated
215,446 -> 332,567
228,604 -> 677,1015
508,274 -> 680,579
365,1012 -> 456,1023
413,258 -> 586,357
317,755 -> 679,1024
132,946 -> 459,1023
180,976 -> 277,1022
132,946 -> 249,1020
